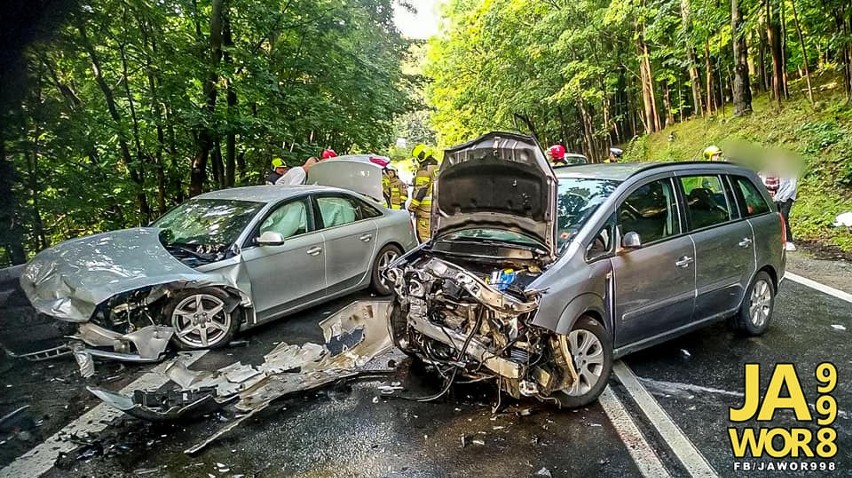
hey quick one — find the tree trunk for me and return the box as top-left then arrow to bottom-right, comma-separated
732,0 -> 753,116
662,80 -> 675,126
767,0 -> 785,108
757,14 -> 769,92
118,42 -> 150,224
789,0 -> 813,104
223,12 -> 237,187
680,0 -> 704,117
0,125 -> 27,264
638,28 -> 661,133
704,41 -> 715,115
77,21 -> 151,223
140,18 -> 168,215
190,0 -> 225,197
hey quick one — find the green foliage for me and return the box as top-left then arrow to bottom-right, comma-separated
1,0 -> 414,264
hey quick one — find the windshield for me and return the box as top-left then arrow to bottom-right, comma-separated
152,199 -> 263,249
556,177 -> 620,250
440,229 -> 541,249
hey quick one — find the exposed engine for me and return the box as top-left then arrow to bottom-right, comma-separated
386,252 -> 577,402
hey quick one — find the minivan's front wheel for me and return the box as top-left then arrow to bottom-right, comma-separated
553,316 -> 613,409
731,271 -> 775,336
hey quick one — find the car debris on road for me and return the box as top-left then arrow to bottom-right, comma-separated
89,300 -> 397,453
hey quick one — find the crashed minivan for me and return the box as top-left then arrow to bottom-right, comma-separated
386,131 -> 785,407
19,160 -> 416,368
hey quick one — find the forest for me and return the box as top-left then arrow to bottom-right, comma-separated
0,0 -> 413,266
426,0 -> 852,160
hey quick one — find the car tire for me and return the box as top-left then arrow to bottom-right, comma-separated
163,288 -> 240,350
730,271 -> 775,336
370,244 -> 402,296
553,316 -> 613,409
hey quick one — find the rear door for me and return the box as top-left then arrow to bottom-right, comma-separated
314,193 -> 380,294
240,196 -> 327,322
611,177 -> 696,348
677,174 -> 756,320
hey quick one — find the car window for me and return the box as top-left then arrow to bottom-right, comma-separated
731,175 -> 772,217
316,195 -> 377,228
618,179 -> 680,244
679,175 -> 734,230
586,213 -> 616,262
259,199 -> 309,239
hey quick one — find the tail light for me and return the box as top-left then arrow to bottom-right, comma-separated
779,212 -> 786,248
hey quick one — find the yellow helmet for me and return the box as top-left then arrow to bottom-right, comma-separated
412,144 -> 427,161
703,145 -> 722,160
271,157 -> 286,168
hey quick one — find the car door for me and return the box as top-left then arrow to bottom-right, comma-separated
240,196 -> 327,322
678,174 -> 756,320
314,193 -> 380,295
610,177 -> 696,348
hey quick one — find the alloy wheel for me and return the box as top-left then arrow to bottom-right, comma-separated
749,279 -> 772,328
377,249 -> 400,288
171,294 -> 231,348
561,329 -> 605,397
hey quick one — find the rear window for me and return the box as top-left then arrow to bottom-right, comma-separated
679,175 -> 734,230
731,175 -> 772,217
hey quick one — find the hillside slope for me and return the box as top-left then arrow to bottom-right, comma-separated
625,82 -> 852,253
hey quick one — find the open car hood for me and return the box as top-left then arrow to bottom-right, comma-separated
433,132 -> 557,257
20,228 -> 246,322
306,159 -> 385,204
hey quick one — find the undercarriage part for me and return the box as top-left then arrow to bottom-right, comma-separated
67,323 -> 175,375
4,344 -> 72,361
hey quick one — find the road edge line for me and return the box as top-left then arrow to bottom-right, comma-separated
612,361 -> 719,478
599,385 -> 671,477
785,272 -> 852,304
0,350 -> 208,478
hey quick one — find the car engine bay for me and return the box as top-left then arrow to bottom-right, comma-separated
386,246 -> 578,404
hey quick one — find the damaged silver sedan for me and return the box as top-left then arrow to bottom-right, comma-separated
20,179 -> 416,367
387,132 -> 785,407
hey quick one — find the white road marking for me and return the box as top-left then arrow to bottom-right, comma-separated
599,386 -> 671,477
0,351 -> 208,478
785,272 -> 852,304
612,361 -> 719,478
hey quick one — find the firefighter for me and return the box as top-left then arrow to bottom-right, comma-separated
266,158 -> 287,185
408,145 -> 439,242
384,164 -> 408,210
703,145 -> 723,161
547,144 -> 567,165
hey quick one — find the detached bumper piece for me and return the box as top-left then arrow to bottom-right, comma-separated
67,323 -> 175,376
87,387 -> 237,421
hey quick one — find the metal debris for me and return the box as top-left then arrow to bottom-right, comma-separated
92,300 -> 395,454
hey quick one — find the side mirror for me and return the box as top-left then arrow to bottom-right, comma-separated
257,231 -> 285,247
621,231 -> 642,249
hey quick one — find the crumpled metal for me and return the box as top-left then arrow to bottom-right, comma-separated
19,227 -> 252,322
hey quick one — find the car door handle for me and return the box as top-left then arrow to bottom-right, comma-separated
306,246 -> 322,256
359,234 -> 373,242
675,256 -> 694,268
738,238 -> 752,247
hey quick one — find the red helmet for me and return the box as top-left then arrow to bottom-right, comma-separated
548,144 -> 566,161
321,149 -> 337,159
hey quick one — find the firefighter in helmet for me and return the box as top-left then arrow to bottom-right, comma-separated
383,164 -> 408,210
408,144 -> 439,241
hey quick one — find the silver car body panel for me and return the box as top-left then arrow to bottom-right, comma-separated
306,158 -> 387,204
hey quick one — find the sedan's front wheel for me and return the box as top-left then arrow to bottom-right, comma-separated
553,316 -> 613,409
164,288 -> 239,350
370,244 -> 402,296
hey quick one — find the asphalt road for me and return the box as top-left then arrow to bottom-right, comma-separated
0,253 -> 849,478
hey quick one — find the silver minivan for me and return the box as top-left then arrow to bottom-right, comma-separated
387,131 -> 786,407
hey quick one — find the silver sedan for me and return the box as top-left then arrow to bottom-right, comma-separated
20,184 -> 417,360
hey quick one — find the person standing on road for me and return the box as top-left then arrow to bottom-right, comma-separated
547,144 -> 567,166
266,158 -> 288,185
276,157 -> 319,186
384,165 -> 408,210
409,145 -> 439,242
607,147 -> 623,163
703,145 -> 723,161
775,172 -> 798,251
